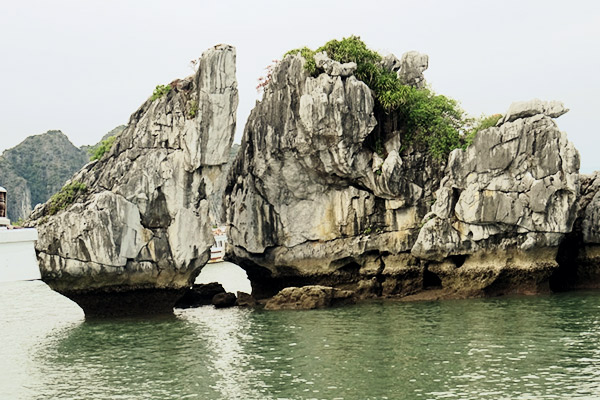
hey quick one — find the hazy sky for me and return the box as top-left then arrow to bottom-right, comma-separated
1,0 -> 599,172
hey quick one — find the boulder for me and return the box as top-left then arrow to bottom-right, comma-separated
212,292 -> 237,308
28,44 -> 238,316
264,285 -> 356,310
174,282 -> 226,308
235,291 -> 257,307
500,99 -> 569,124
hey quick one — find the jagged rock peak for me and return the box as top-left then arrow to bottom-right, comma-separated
225,48 -> 443,298
397,51 -> 429,88
29,44 -> 238,316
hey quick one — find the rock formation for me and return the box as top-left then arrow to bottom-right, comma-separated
29,44 -> 237,316
412,99 -> 579,296
226,48 -> 585,301
225,51 -> 444,298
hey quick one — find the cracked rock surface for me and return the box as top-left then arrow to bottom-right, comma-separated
411,101 -> 580,296
28,44 -> 238,315
412,103 -> 579,261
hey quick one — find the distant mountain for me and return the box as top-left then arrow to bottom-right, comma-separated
0,127 -> 126,221
0,157 -> 31,221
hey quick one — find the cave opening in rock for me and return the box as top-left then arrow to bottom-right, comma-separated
450,254 -> 467,268
195,261 -> 252,294
423,267 -> 442,289
550,231 -> 581,292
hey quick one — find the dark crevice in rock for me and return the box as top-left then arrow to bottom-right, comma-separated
338,261 -> 361,274
551,173 -> 600,291
450,254 -> 467,268
140,188 -> 172,229
423,266 -> 442,289
550,230 -> 581,291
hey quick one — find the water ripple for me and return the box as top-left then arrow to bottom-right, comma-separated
3,282 -> 600,399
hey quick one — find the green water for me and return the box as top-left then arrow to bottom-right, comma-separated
2,280 -> 600,399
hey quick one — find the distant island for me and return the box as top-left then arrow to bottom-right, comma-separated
0,126 -> 125,222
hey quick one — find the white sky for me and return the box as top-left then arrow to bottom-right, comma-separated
1,0 -> 598,172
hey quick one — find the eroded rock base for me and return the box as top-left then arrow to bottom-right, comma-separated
246,248 -> 561,305
60,288 -> 186,317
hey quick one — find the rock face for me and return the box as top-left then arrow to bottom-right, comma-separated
411,100 -> 579,296
225,51 -> 444,298
264,285 -> 356,310
582,173 -> 600,245
576,173 -> 600,286
29,44 -> 238,316
551,172 -> 600,290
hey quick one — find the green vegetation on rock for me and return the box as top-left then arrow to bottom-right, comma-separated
284,36 -> 479,160
89,135 -> 116,161
188,100 -> 199,118
151,84 -> 171,101
464,114 -> 503,148
48,181 -> 87,215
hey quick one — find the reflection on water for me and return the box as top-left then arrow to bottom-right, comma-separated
2,279 -> 600,399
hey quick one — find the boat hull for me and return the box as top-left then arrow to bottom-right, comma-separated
0,228 -> 41,282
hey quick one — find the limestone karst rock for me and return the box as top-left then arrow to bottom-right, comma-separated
582,172 -> 600,245
397,51 -> 429,88
411,100 -> 579,296
575,173 -> 600,286
29,44 -> 238,316
226,44 -> 585,301
225,51 -> 444,298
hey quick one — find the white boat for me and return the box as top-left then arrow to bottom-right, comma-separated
0,186 -> 41,282
209,226 -> 227,263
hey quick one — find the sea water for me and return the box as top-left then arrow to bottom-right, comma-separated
2,263 -> 600,399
